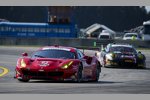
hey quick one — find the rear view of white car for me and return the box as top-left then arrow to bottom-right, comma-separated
123,33 -> 141,40
98,32 -> 113,39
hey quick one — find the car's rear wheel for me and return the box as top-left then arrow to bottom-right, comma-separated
143,62 -> 146,69
139,61 -> 146,69
76,63 -> 83,83
94,62 -> 101,82
136,60 -> 146,69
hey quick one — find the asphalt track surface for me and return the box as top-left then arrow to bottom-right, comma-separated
0,46 -> 150,94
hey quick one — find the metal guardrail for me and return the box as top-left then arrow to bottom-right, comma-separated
93,39 -> 114,47
0,37 -> 149,48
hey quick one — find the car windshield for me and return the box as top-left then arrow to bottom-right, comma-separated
143,25 -> 150,35
31,49 -> 75,59
100,35 -> 110,39
125,34 -> 137,37
110,46 -> 137,53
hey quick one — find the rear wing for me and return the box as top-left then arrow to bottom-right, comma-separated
75,46 -> 101,54
76,43 -> 107,51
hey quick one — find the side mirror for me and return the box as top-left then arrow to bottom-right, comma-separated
22,52 -> 28,56
84,56 -> 92,64
83,56 -> 89,59
138,51 -> 141,54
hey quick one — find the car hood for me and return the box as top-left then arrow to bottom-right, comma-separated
112,52 -> 136,58
123,37 -> 138,40
30,58 -> 73,68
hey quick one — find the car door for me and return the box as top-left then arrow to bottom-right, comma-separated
77,50 -> 93,78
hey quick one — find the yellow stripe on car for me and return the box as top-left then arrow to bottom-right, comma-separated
0,66 -> 9,77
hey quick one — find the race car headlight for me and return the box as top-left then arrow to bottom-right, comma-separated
110,53 -> 115,58
61,61 -> 73,69
20,59 -> 26,68
106,53 -> 115,60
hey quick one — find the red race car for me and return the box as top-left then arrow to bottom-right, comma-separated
15,45 -> 101,82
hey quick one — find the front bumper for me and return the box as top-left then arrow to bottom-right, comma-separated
105,58 -> 142,68
16,67 -> 78,81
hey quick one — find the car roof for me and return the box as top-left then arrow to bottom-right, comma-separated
38,46 -> 77,52
100,32 -> 110,35
124,33 -> 138,35
109,44 -> 133,48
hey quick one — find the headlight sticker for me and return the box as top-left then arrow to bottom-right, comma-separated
20,59 -> 26,68
61,61 -> 73,69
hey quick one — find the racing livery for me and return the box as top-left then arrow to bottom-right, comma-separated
15,45 -> 101,82
96,43 -> 146,68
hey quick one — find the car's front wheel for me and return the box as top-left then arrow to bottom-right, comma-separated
17,76 -> 30,82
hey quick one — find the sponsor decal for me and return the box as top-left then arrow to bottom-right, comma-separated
39,61 -> 49,67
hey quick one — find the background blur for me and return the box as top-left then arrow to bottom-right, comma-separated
0,6 -> 150,32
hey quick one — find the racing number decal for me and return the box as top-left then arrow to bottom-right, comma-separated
0,66 -> 9,77
84,68 -> 92,76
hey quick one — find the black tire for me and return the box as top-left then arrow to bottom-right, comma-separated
18,79 -> 29,82
17,76 -> 30,82
77,63 -> 83,83
101,61 -> 105,67
94,62 -> 101,82
140,62 -> 146,69
136,60 -> 146,69
102,56 -> 106,67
